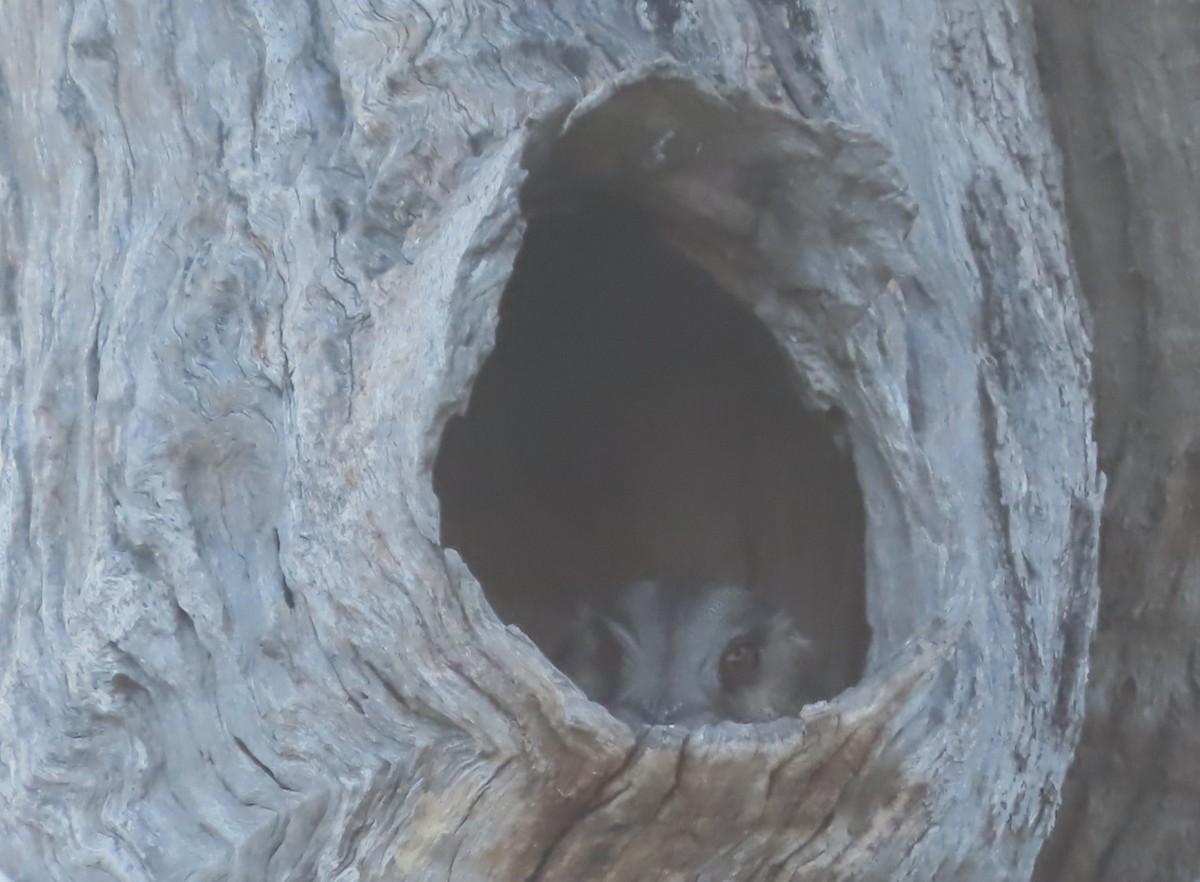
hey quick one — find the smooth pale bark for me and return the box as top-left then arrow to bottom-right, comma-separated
0,1 -> 1104,880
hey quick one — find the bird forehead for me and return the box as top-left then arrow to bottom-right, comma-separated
621,582 -> 762,631
628,585 -> 758,676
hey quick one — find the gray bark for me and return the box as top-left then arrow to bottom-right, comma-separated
0,1 -> 1113,880
1033,3 -> 1200,881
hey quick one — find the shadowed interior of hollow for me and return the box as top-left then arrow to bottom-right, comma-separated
434,208 -> 869,695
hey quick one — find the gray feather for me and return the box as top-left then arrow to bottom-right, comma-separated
554,580 -> 827,726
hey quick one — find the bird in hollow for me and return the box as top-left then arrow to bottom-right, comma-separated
553,579 -> 828,726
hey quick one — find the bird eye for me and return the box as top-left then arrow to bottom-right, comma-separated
719,639 -> 761,690
596,624 -> 623,674
581,617 -> 628,702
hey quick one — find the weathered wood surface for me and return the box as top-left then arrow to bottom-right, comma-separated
0,1 -> 1106,880
1033,2 -> 1200,880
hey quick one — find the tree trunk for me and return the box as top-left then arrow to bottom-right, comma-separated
0,0 -> 1132,879
1032,2 -> 1200,880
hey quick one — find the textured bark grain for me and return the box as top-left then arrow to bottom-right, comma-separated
1033,3 -> 1200,880
0,1 -> 1101,880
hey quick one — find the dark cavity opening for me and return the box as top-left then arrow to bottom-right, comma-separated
435,208 -> 869,701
